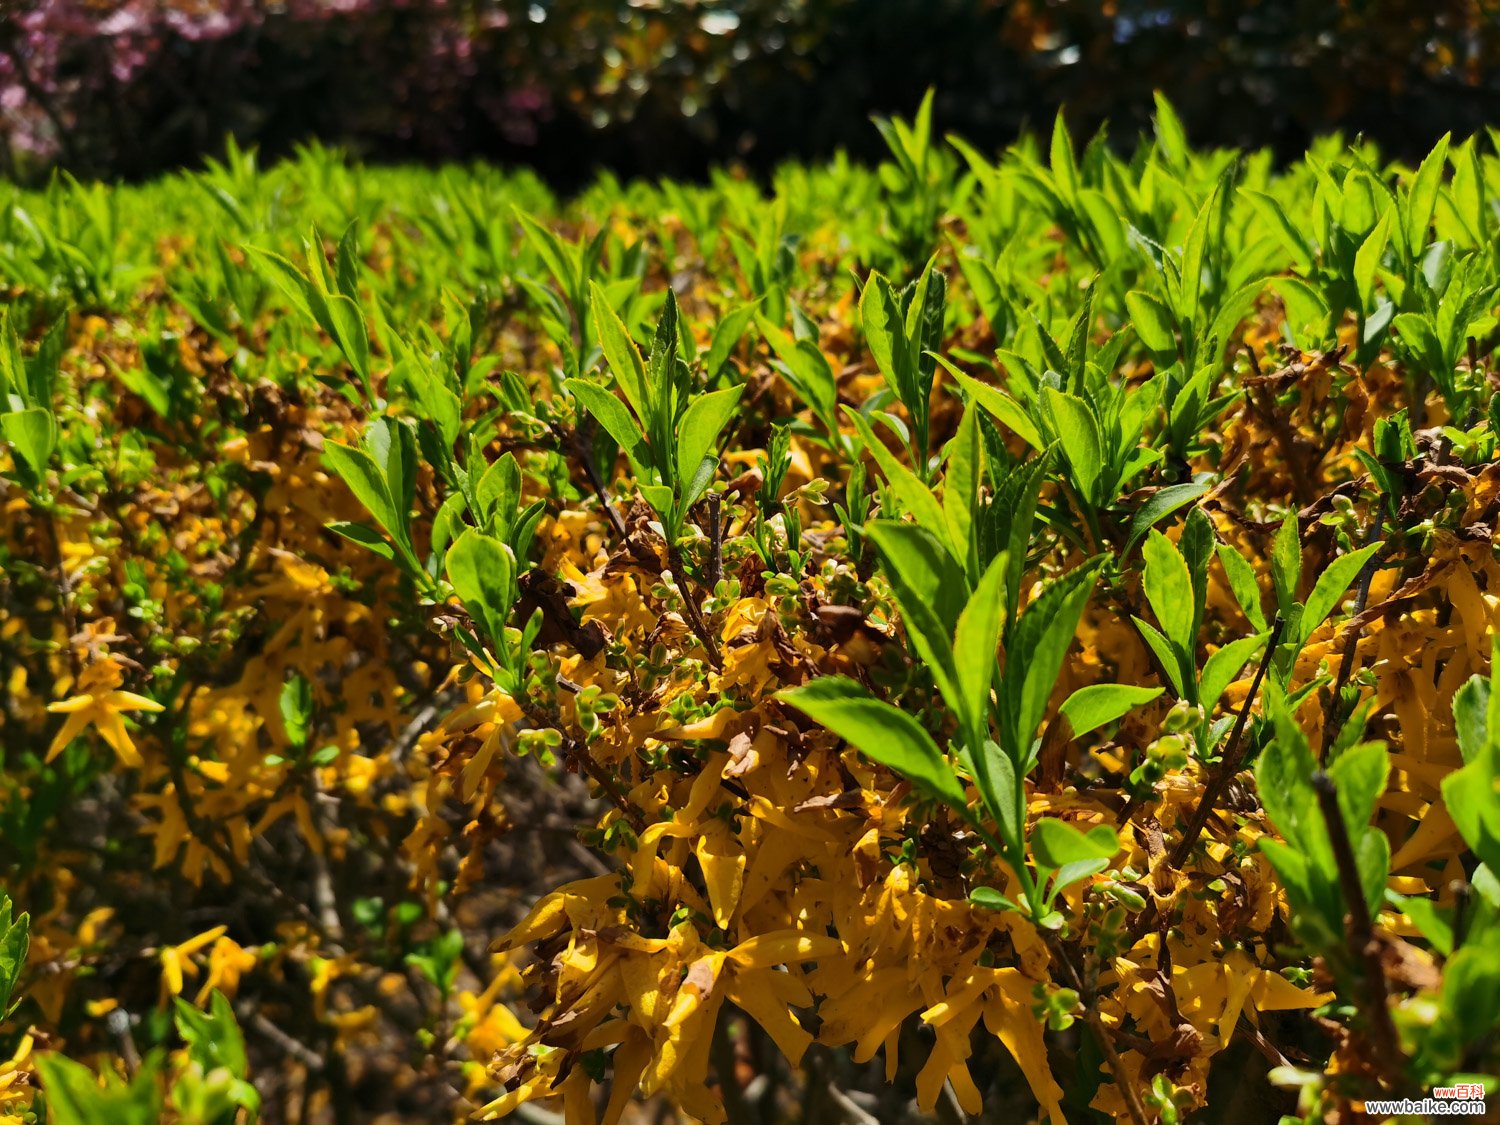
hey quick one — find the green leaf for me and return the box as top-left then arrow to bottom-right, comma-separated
1125,290 -> 1177,354
1216,542 -> 1267,631
1386,890 -> 1453,956
1270,513 -> 1301,618
1298,542 -> 1380,645
968,886 -> 1019,913
0,894 -> 28,1018
1033,819 -> 1118,894
36,1054 -> 163,1125
639,483 -> 674,524
1453,671 -> 1494,766
1178,176 -> 1222,319
324,292 -> 371,390
860,272 -> 903,389
1354,828 -> 1390,924
674,384 -> 745,510
777,677 -> 966,810
1405,134 -> 1451,252
759,316 -> 838,432
1246,191 -> 1314,271
1256,704 -> 1330,873
1142,529 -> 1195,658
477,453 -> 523,532
1205,279 -> 1270,365
567,378 -> 654,478
445,530 -> 517,648
865,520 -> 964,711
1133,616 -> 1186,696
1123,484 -> 1209,554
1058,684 -> 1163,740
1049,112 -> 1080,203
1042,387 -> 1102,505
326,521 -> 396,563
1442,762 -> 1500,875
1151,91 -> 1188,168
245,245 -> 316,323
705,302 -> 758,380
279,673 -> 314,750
175,989 -> 251,1078
1000,561 -> 1099,764
952,552 -> 1008,746
993,449 -> 1053,632
363,418 -> 417,531
969,738 -> 1021,846
1327,741 -> 1389,841
323,441 -> 398,541
846,408 -> 954,551
1,407 -> 56,481
1270,276 -> 1331,346
590,280 -> 651,428
1062,281 -> 1095,391
1437,934 -> 1500,1050
942,402 -> 984,569
932,355 -> 1043,450
1032,820 -> 1119,868
1354,207 -> 1394,312
1258,837 -> 1316,918
1393,312 -> 1445,376
906,264 -> 946,420
1198,632 -> 1269,714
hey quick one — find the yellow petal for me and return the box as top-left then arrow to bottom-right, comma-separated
695,824 -> 745,930
1249,968 -> 1330,1012
161,949 -> 184,996
46,693 -> 96,714
726,971 -> 814,1066
92,711 -> 144,768
45,708 -> 94,761
106,690 -> 165,714
175,925 -> 229,958
602,1028 -> 653,1125
984,973 -> 1065,1124
726,931 -> 843,969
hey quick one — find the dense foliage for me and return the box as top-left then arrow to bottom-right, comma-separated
2,95 -> 1500,1123
2,0 -> 1497,182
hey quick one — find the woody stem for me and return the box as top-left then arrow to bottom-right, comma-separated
1044,932 -> 1151,1125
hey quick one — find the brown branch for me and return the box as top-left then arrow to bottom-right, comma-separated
667,542 -> 724,670
1044,933 -> 1150,1125
1311,770 -> 1409,1092
557,419 -> 629,542
39,508 -> 82,680
1169,613 -> 1285,870
1318,516 -> 1385,758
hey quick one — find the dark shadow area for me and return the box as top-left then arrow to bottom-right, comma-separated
2,0 -> 1496,186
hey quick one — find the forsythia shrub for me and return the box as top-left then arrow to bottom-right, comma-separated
2,96 -> 1500,1123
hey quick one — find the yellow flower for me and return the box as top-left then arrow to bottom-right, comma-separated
195,935 -> 259,1005
159,925 -> 228,999
0,1032 -> 34,1108
46,660 -> 163,768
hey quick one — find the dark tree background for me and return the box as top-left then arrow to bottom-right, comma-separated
1,0 -> 1496,185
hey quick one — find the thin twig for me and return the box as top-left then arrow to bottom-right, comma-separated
668,542 -> 724,670
244,1009 -> 327,1073
558,419 -> 628,541
517,697 -> 644,832
40,508 -> 82,680
1312,770 -> 1409,1092
706,491 -> 725,589
1117,615 -> 1285,949
1169,613 -> 1285,870
1318,516 -> 1385,757
1044,933 -> 1150,1125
